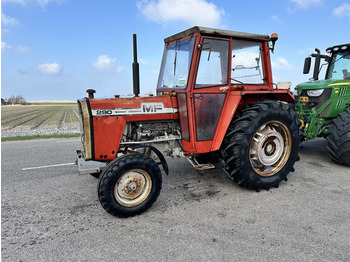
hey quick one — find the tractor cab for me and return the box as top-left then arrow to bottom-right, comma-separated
155,27 -> 288,154
303,44 -> 350,80
297,44 -> 350,121
326,44 -> 350,81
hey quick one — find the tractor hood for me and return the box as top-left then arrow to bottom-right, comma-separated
296,78 -> 350,117
296,79 -> 350,91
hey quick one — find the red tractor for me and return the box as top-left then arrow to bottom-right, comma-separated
76,27 -> 299,217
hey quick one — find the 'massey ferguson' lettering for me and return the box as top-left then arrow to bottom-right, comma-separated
142,103 -> 163,112
91,103 -> 178,116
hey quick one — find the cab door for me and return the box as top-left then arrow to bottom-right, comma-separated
190,37 -> 230,153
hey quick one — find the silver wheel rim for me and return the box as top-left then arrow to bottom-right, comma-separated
249,121 -> 291,176
114,169 -> 152,207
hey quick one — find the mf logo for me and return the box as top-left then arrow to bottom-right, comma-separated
142,103 -> 163,113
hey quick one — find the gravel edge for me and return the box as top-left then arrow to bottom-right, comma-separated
1,125 -> 80,138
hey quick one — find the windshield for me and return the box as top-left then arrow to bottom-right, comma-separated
157,37 -> 196,89
326,51 -> 350,80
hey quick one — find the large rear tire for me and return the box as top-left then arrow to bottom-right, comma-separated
326,108 -> 350,166
98,154 -> 162,217
221,101 -> 299,191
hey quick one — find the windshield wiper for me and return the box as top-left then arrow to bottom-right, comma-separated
173,51 -> 177,76
332,51 -> 350,66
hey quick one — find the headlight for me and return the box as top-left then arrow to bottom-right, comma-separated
307,89 -> 324,97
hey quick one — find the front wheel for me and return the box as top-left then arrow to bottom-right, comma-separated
98,154 -> 162,217
326,108 -> 350,166
221,101 -> 300,190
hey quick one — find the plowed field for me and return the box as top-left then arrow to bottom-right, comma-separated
1,104 -> 80,130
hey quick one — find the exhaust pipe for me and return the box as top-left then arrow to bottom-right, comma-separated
312,48 -> 321,81
132,34 -> 140,97
310,48 -> 329,81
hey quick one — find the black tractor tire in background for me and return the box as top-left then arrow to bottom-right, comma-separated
98,154 -> 162,217
326,108 -> 350,166
221,101 -> 300,191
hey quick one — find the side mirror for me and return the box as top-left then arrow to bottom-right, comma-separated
303,57 -> 311,74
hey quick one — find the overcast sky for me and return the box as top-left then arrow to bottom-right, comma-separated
2,0 -> 350,101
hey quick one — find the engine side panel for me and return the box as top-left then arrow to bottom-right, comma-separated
93,116 -> 126,161
87,96 -> 179,161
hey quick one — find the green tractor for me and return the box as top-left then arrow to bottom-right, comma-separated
296,43 -> 350,166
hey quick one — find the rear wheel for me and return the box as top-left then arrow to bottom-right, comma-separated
98,154 -> 162,217
326,108 -> 350,166
221,101 -> 299,190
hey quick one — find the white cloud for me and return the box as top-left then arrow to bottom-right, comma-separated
15,45 -> 30,53
137,0 -> 224,27
138,58 -> 147,65
272,57 -> 292,69
93,55 -> 123,72
1,41 -> 11,50
38,62 -> 62,74
271,15 -> 279,21
290,0 -> 322,9
2,13 -> 19,26
35,0 -> 60,7
333,3 -> 350,18
2,41 -> 30,53
93,55 -> 116,71
232,51 -> 261,68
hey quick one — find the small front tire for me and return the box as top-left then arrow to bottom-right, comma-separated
98,154 -> 162,217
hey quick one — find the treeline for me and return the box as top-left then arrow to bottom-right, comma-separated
2,95 -> 28,105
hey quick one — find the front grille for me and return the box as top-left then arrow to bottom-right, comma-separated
77,99 -> 93,160
300,88 -> 332,110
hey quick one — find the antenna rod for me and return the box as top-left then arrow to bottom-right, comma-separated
132,34 -> 140,97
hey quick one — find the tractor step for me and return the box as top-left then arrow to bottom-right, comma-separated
186,156 -> 215,171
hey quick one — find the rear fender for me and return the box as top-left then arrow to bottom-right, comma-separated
211,91 -> 295,152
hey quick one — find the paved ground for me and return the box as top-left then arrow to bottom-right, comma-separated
1,137 -> 350,262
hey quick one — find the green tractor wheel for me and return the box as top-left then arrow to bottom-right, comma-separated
326,108 -> 350,166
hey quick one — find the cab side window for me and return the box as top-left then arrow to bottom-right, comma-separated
231,40 -> 265,84
195,39 -> 229,88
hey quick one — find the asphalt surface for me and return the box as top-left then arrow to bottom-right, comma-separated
1,137 -> 350,262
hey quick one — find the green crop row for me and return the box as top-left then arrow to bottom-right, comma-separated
64,106 -> 80,125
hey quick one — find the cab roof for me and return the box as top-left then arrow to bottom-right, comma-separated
326,43 -> 350,53
164,26 -> 271,43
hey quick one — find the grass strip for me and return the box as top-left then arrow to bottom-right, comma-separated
1,133 -> 80,141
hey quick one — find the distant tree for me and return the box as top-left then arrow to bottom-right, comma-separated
16,95 -> 26,104
7,95 -> 15,104
7,95 -> 27,105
